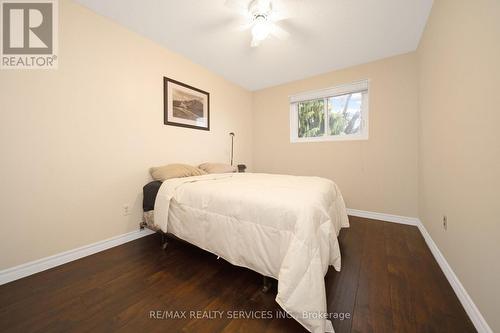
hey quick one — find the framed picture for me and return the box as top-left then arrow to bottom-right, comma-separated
164,77 -> 210,131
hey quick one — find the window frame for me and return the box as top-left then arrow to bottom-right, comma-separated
289,80 -> 370,143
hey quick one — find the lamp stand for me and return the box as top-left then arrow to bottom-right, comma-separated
229,132 -> 235,166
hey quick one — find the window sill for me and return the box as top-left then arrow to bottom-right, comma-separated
290,134 -> 369,143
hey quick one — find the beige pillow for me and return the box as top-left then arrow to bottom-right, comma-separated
198,162 -> 237,174
150,163 -> 206,181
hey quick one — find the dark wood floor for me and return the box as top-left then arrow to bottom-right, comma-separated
0,217 -> 476,333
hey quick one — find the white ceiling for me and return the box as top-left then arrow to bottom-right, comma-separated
74,0 -> 433,91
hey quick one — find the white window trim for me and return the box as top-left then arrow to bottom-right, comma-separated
289,79 -> 370,143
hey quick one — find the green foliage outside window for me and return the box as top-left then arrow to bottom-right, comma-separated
298,93 -> 362,138
298,99 -> 325,137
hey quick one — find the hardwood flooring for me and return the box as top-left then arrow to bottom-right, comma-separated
0,217 -> 476,332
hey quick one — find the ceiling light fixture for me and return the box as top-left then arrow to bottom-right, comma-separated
225,0 -> 290,48
251,14 -> 271,42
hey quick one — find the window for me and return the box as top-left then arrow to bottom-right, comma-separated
290,80 -> 369,142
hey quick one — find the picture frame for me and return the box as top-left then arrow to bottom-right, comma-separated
163,77 -> 210,131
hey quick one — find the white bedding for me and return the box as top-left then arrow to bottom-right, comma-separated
153,173 -> 349,333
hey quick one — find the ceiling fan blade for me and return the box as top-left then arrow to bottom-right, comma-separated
253,0 -> 272,13
270,0 -> 301,21
236,20 -> 254,31
224,0 -> 249,15
269,9 -> 293,22
270,24 -> 290,40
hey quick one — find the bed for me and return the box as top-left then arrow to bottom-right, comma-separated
141,172 -> 349,333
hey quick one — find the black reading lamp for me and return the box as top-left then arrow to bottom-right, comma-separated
229,132 -> 235,166
229,132 -> 247,172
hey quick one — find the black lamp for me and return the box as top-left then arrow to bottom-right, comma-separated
229,132 -> 235,166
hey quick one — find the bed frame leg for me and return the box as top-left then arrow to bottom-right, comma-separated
161,233 -> 168,250
262,276 -> 271,293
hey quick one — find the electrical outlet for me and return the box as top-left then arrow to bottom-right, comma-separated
442,215 -> 448,231
123,204 -> 131,216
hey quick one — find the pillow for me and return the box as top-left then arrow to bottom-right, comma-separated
198,162 -> 237,174
150,163 -> 206,181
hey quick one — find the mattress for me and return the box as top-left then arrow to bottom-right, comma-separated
143,180 -> 162,212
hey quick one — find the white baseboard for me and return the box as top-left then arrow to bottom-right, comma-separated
347,208 -> 419,226
0,227 -> 155,285
416,221 -> 493,333
348,208 -> 492,333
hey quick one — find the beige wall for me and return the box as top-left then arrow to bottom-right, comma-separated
0,0 -> 253,269
252,53 -> 419,217
418,0 -> 500,331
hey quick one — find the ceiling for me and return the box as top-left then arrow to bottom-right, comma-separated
74,0 -> 433,91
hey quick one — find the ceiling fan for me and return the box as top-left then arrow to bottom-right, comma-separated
224,0 -> 292,47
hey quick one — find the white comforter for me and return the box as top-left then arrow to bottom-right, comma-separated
154,173 -> 349,333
